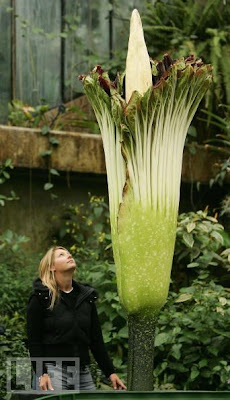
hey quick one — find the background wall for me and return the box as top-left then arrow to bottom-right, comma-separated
0,168 -> 108,252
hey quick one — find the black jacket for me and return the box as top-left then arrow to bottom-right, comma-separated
27,278 -> 115,377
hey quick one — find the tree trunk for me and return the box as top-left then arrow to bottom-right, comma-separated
127,313 -> 158,391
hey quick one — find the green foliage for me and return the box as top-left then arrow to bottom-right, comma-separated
8,100 -> 99,134
143,0 -> 230,115
0,313 -> 29,400
221,196 -> 230,218
8,100 -> 49,128
54,195 -> 113,265
154,280 -> 230,390
0,159 -> 19,206
8,100 -> 63,199
0,231 -> 39,314
0,159 -> 13,184
200,105 -> 230,187
202,105 -> 230,143
173,209 -> 230,286
0,229 -> 29,254
209,158 -> 230,188
0,232 -> 40,399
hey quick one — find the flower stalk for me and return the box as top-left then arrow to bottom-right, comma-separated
80,9 -> 212,390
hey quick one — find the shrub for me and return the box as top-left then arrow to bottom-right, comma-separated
173,209 -> 230,288
0,231 -> 40,399
154,280 -> 230,390
54,195 -> 113,265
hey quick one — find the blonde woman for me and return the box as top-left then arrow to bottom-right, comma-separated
27,246 -> 126,391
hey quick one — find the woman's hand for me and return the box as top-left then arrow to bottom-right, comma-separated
38,374 -> 54,391
109,373 -> 127,390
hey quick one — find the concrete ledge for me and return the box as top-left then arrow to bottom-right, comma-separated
0,125 -> 228,183
182,144 -> 229,184
0,125 -> 106,174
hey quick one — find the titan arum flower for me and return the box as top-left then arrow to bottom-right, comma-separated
80,9 -> 212,391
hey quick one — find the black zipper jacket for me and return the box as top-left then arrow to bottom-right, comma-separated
27,278 -> 115,377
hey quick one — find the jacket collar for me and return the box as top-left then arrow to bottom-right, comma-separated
33,277 -> 49,293
33,278 -> 98,304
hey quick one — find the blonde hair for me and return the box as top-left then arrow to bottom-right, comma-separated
39,246 -> 67,309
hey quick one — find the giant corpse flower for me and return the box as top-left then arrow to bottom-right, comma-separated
80,9 -> 212,391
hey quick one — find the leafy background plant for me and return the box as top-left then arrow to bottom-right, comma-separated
0,159 -> 18,206
0,233 -> 40,400
153,281 -> 230,390
143,0 -> 230,120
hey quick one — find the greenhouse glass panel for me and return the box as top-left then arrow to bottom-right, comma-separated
64,0 -> 110,99
112,0 -> 146,71
0,0 -> 12,122
15,0 -> 61,107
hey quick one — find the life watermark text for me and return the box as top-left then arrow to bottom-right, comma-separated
6,357 -> 79,393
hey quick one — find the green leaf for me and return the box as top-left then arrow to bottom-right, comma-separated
206,216 -> 218,223
212,328 -> 230,339
60,32 -> 68,38
171,344 -> 182,360
190,369 -> 199,380
118,326 -> 128,338
40,150 -> 52,157
198,272 -> 209,280
3,171 -> 10,179
94,223 -> 103,232
44,183 -> 54,191
102,331 -> 111,343
41,125 -> 50,135
102,321 -> 113,331
172,326 -> 181,335
155,332 -> 169,347
208,346 -> 219,356
50,168 -> 60,176
153,361 -> 168,377
94,207 -> 103,218
182,232 -> 194,248
175,293 -> 193,303
186,222 -> 196,233
187,262 -> 199,268
210,231 -> 224,245
199,359 -> 208,368
5,158 -> 12,167
209,178 -> 215,188
49,137 -> 60,145
198,222 -> 210,233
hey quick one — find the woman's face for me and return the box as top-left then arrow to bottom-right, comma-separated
51,248 -> 76,273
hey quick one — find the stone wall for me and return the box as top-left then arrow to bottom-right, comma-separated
0,168 -> 107,253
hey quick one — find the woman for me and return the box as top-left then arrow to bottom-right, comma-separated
27,246 -> 126,391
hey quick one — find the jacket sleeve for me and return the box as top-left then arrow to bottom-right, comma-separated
89,302 -> 115,378
27,294 -> 47,375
